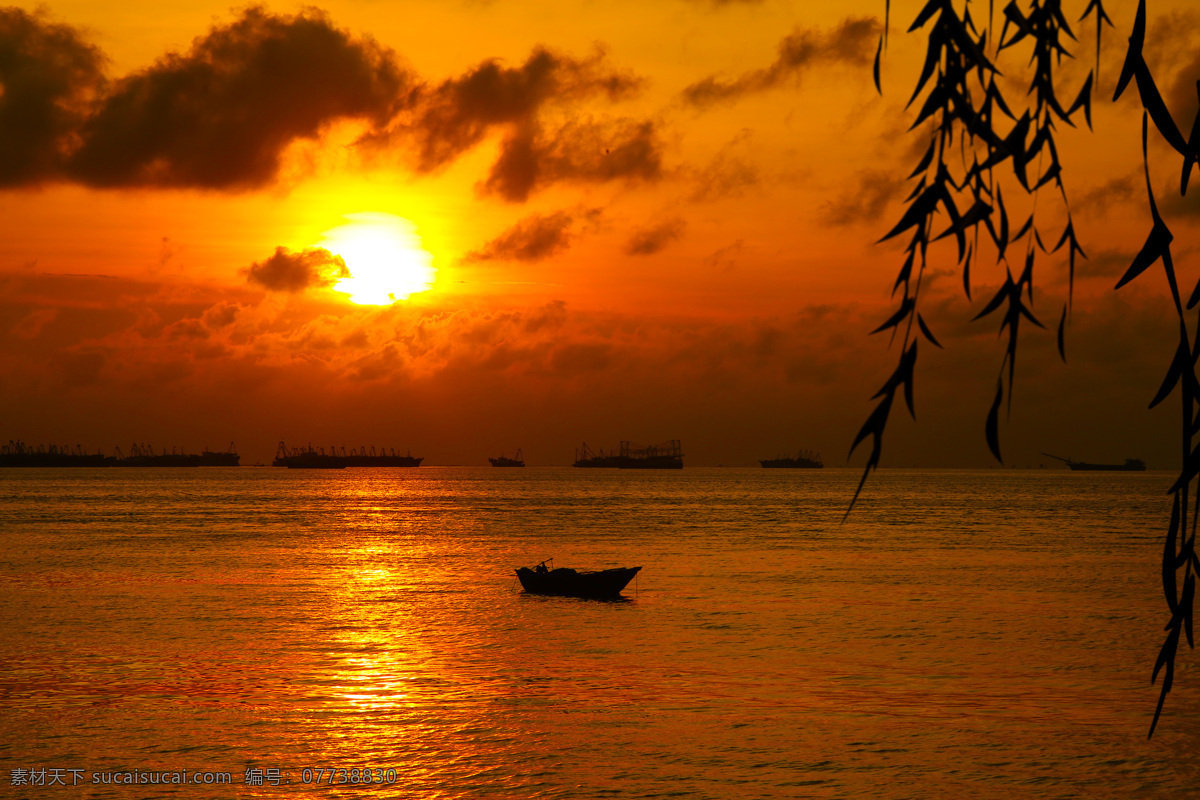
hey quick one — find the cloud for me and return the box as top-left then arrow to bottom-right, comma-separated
465,211 -> 577,262
1145,11 -> 1200,152
706,239 -> 746,271
682,17 -> 880,107
51,349 -> 106,387
690,130 -> 758,201
1163,190 -> 1200,218
392,46 -> 660,201
67,7 -> 412,189
1167,53 -> 1200,127
1154,158 -> 1200,220
243,247 -> 348,292
625,218 -> 686,255
1075,173 -> 1140,217
3,268 -> 1181,468
0,10 -> 658,197
1076,172 -> 1200,225
202,303 -> 241,329
548,341 -> 614,372
1146,10 -> 1200,75
0,8 -> 105,187
819,169 -> 903,226
404,46 -> 641,172
1077,248 -> 1139,281
482,117 -> 663,201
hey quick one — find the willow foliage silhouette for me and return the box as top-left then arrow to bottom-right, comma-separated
858,0 -> 1200,735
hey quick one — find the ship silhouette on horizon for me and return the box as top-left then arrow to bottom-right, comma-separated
273,441 -> 422,469
490,449 -> 525,467
1,440 -> 240,467
573,440 -> 683,469
1041,453 -> 1146,471
760,449 -> 823,469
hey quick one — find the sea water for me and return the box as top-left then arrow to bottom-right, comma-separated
0,467 -> 1197,798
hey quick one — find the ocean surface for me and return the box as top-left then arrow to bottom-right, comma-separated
1,467 -> 1197,798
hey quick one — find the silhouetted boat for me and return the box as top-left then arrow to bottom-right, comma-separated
113,444 -> 201,467
0,440 -> 110,467
273,441 -> 420,468
571,440 -> 683,468
490,449 -> 525,467
1,440 -> 239,467
619,439 -> 683,469
515,562 -> 641,599
343,449 -> 422,467
273,441 -> 346,469
1041,453 -> 1146,471
199,442 -> 240,466
760,449 -> 823,468
573,442 -> 624,468
280,453 -> 345,469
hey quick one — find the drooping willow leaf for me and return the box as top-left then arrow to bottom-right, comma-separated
917,313 -> 943,348
1056,304 -> 1067,361
852,0 -> 1098,519
985,379 -> 1003,461
1104,7 -> 1200,735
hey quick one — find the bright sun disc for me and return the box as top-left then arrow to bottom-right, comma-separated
322,213 -> 436,305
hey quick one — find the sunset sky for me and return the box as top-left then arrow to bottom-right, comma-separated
2,0 -> 1198,467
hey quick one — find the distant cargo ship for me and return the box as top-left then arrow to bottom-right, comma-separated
273,441 -> 422,469
619,439 -> 683,469
572,440 -> 683,468
199,443 -> 240,466
0,440 -> 110,467
1041,453 -> 1146,471
112,443 -> 209,467
490,449 -> 525,467
343,448 -> 422,467
573,442 -> 624,468
2,440 -> 241,467
273,442 -> 345,469
760,450 -> 823,469
280,453 -> 344,469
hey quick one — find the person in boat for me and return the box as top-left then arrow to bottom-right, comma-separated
535,562 -> 548,574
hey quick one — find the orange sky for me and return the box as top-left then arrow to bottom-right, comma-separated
1,0 -> 1198,466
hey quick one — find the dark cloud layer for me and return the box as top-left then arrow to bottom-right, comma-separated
466,211 -> 576,262
406,47 -> 641,171
1076,174 -> 1139,217
690,130 -> 758,201
683,17 -> 879,107
1145,10 -> 1200,176
706,239 -> 746,271
625,218 -> 686,255
1162,189 -> 1200,218
2,266 -> 1186,468
0,8 -> 105,186
398,47 -> 660,201
243,247 -> 347,292
70,7 -> 411,189
0,9 -> 657,197
1167,56 -> 1200,128
483,118 -> 663,201
819,169 -> 902,227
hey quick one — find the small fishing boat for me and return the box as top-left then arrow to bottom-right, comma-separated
515,561 -> 641,599
490,448 -> 525,467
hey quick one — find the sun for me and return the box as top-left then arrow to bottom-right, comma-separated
321,213 -> 436,305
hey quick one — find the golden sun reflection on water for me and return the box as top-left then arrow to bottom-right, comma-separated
5,468 -> 1200,799
319,558 -> 417,713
